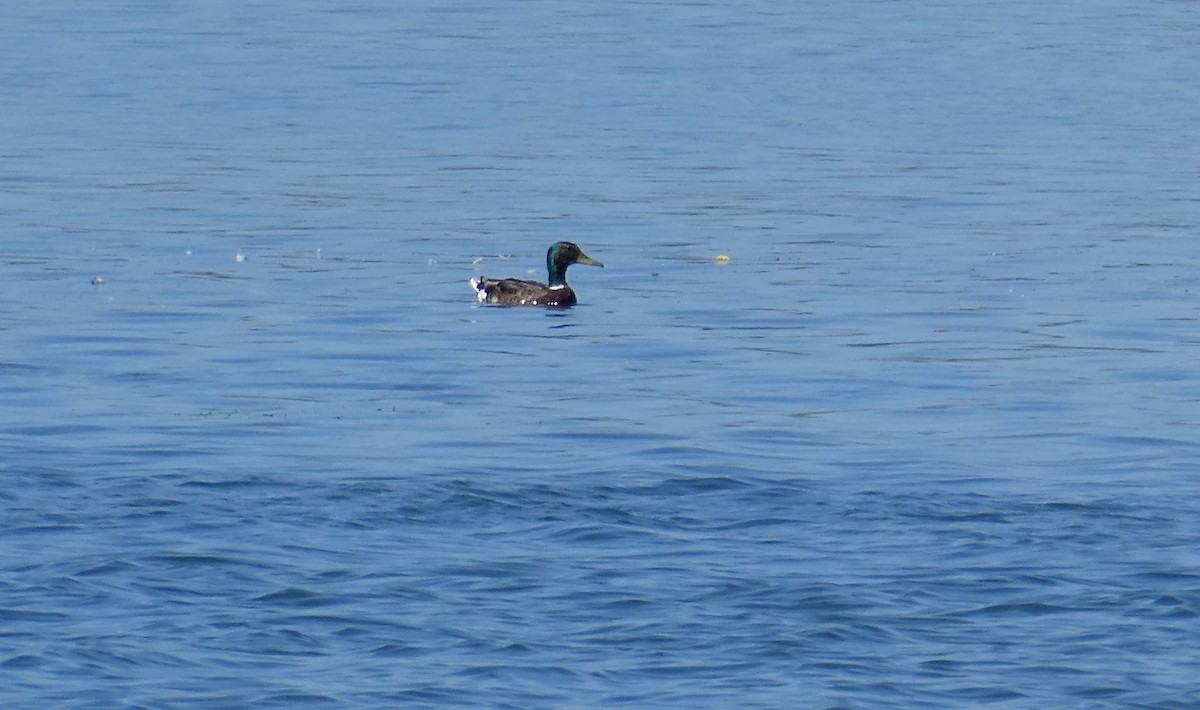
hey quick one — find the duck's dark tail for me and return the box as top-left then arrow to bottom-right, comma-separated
469,277 -> 488,302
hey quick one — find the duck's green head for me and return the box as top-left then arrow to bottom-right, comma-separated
546,241 -> 603,285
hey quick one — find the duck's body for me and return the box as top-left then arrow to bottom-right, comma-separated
471,242 -> 603,307
470,277 -> 582,307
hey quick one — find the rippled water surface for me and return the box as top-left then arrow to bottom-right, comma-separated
4,1 -> 1200,707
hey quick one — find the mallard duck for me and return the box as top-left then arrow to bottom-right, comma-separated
470,241 -> 603,307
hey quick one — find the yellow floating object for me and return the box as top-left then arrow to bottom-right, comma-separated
714,254 -> 731,263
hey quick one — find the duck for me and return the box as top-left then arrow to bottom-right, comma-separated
470,241 -> 603,307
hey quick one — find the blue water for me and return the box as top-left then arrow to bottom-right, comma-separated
4,1 -> 1200,707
